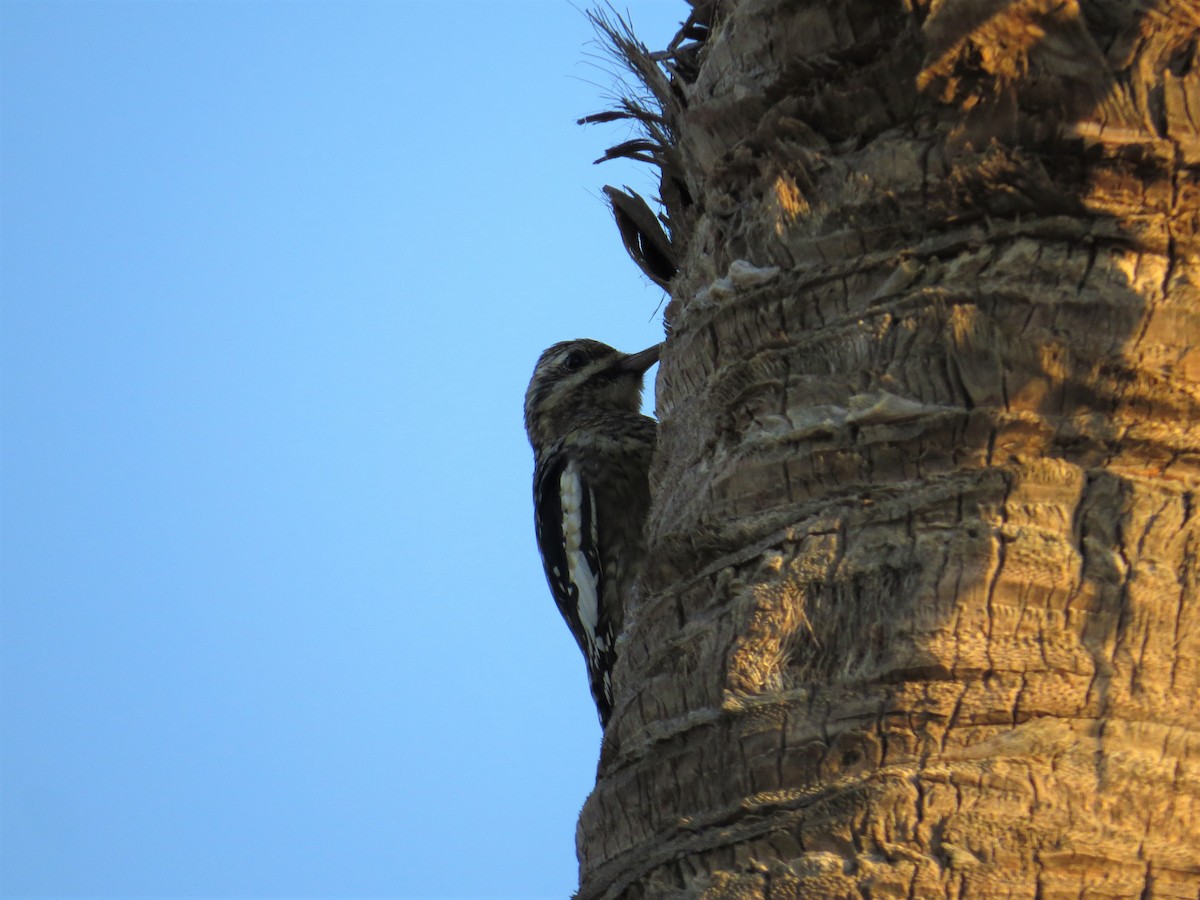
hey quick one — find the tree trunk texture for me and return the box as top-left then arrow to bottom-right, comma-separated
581,1 -> 1200,897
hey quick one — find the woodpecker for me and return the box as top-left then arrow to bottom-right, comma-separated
524,339 -> 659,727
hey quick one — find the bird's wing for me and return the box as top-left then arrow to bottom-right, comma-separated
534,451 -> 613,722
534,453 -> 605,663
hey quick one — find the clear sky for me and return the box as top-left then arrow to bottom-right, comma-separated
0,2 -> 682,897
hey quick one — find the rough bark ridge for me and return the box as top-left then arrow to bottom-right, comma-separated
582,1 -> 1200,897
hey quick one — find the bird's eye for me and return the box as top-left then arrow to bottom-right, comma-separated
563,350 -> 586,371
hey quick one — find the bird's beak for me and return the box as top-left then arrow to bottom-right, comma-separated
616,343 -> 661,375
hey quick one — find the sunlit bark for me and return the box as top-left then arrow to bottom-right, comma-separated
581,1 -> 1200,896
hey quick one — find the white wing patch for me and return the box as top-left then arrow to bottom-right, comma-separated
559,461 -> 603,661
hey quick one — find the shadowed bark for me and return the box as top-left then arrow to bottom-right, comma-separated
580,1 -> 1200,897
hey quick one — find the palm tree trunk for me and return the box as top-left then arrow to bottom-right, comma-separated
580,1 -> 1200,896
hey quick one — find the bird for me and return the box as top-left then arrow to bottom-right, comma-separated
524,338 -> 659,727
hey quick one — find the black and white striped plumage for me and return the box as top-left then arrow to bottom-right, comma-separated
524,339 -> 658,727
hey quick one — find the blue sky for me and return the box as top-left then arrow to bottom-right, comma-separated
0,2 -> 681,897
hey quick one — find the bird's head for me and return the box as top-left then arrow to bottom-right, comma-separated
524,339 -> 660,449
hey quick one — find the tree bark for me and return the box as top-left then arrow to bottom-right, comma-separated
582,1 -> 1200,897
